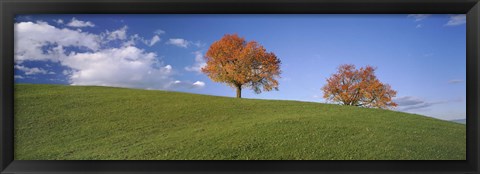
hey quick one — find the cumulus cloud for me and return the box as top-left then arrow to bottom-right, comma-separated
63,46 -> 175,89
193,81 -> 205,88
154,29 -> 166,35
15,65 -> 54,75
407,14 -> 431,22
445,14 -> 466,26
171,80 -> 205,89
14,20 -> 204,91
123,34 -> 141,47
54,19 -> 64,24
62,70 -> 71,75
14,21 -> 100,62
122,33 -> 161,47
148,35 -> 161,46
167,38 -> 189,48
185,51 -> 207,73
144,29 -> 166,46
105,26 -> 128,41
67,17 -> 95,27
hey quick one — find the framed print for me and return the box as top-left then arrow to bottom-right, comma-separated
1,0 -> 479,173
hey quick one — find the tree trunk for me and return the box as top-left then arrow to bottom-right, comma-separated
236,85 -> 242,98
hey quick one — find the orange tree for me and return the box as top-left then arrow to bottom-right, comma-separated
322,64 -> 397,109
202,34 -> 281,98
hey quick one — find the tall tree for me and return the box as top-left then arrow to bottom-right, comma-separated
202,34 -> 281,98
322,64 -> 397,109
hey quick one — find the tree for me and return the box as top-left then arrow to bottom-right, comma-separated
202,34 -> 281,98
322,64 -> 397,109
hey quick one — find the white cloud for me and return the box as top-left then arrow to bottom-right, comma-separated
123,34 -> 141,47
55,19 -> 64,24
14,21 -> 204,91
148,35 -> 161,46
122,33 -> 161,47
167,38 -> 189,48
14,65 -> 53,75
14,75 -> 24,79
63,46 -> 175,89
154,29 -> 166,35
14,21 -> 100,62
105,26 -> 128,41
407,14 -> 431,22
67,17 -> 95,27
445,14 -> 466,26
171,80 -> 205,89
185,51 -> 207,73
192,81 -> 205,88
62,70 -> 72,75
415,24 -> 423,28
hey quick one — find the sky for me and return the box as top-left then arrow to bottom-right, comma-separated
14,14 -> 466,121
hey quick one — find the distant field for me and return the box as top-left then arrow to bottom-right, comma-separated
451,119 -> 466,124
14,84 -> 466,160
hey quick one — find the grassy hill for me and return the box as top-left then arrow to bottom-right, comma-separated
14,84 -> 466,160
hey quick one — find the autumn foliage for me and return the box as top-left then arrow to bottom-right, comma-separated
202,34 -> 281,98
322,64 -> 397,109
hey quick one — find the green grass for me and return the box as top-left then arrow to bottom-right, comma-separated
14,84 -> 466,160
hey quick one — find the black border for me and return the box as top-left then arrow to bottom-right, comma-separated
1,0 -> 479,173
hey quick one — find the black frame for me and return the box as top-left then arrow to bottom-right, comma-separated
1,0 -> 479,173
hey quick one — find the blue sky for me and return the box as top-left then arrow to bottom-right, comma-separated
14,14 -> 466,120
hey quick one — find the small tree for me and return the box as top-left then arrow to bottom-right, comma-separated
322,64 -> 397,109
202,34 -> 281,98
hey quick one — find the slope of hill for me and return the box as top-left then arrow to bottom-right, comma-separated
14,84 -> 466,160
